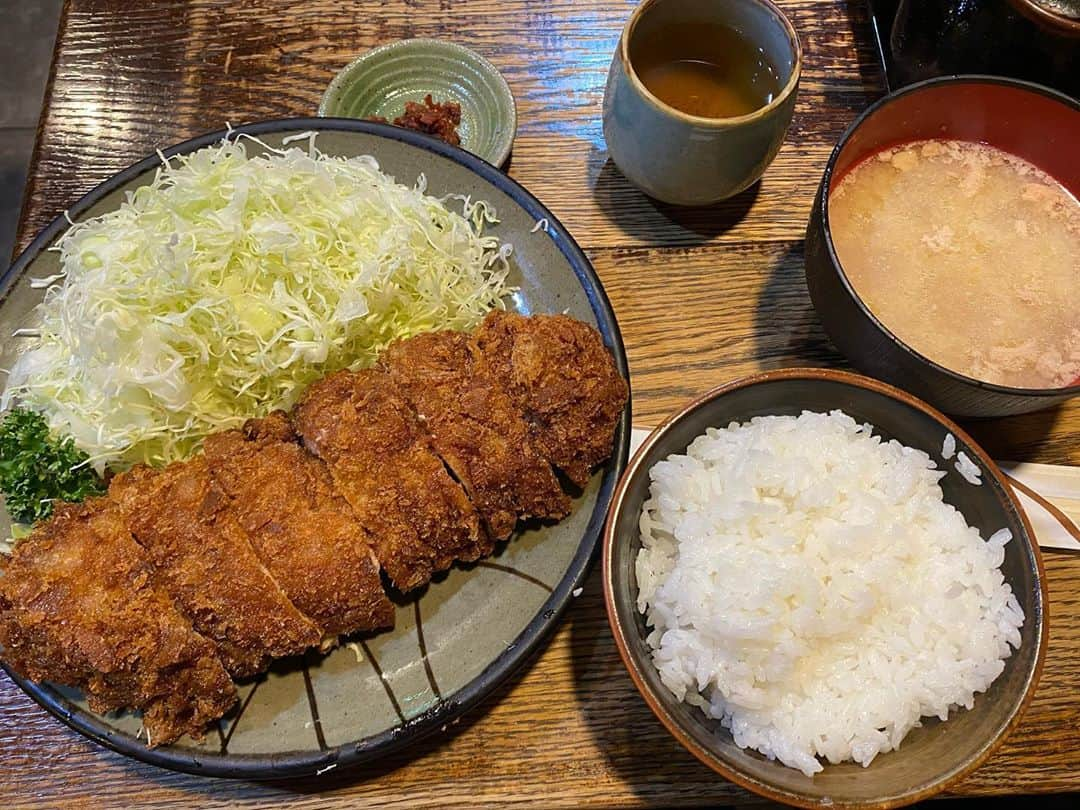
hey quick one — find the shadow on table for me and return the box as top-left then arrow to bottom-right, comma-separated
589,149 -> 761,248
957,405 -> 1068,465
751,239 -> 844,373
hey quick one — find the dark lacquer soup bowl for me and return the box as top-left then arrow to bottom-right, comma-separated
804,75 -> 1079,418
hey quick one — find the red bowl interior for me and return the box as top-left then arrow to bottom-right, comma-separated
832,79 -> 1079,194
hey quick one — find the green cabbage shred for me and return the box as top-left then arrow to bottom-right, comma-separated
3,134 -> 512,471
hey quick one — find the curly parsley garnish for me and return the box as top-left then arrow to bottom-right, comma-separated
0,407 -> 103,524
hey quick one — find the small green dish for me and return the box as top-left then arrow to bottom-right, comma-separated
319,38 -> 517,167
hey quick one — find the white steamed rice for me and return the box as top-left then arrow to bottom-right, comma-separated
942,432 -> 956,460
635,410 -> 1024,776
955,450 -> 983,485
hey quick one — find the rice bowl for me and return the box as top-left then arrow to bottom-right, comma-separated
635,410 -> 1023,776
602,368 -> 1046,809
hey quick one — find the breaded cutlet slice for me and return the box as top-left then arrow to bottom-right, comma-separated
472,311 -> 628,488
292,368 -> 487,591
0,498 -> 236,746
381,330 -> 571,540
109,457 -> 322,678
203,411 -> 395,642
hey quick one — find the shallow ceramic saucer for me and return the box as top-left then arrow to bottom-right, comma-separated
318,39 -> 517,167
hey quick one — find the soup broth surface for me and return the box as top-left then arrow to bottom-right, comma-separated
829,139 -> 1080,389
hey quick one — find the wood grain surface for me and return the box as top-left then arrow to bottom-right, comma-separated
3,0 -> 1078,807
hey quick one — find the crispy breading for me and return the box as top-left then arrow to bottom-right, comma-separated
203,412 -> 395,641
109,457 -> 322,677
0,313 -> 626,749
382,330 -> 571,539
292,368 -> 488,591
473,310 -> 628,487
0,499 -> 236,745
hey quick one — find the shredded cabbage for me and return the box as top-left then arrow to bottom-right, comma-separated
3,134 -> 513,470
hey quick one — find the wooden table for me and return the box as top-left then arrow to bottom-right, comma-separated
3,1 -> 1078,806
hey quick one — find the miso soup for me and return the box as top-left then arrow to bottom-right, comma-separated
829,139 -> 1080,389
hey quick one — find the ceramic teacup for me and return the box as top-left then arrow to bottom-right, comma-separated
602,0 -> 801,205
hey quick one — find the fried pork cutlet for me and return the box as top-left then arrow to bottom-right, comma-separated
203,412 -> 395,642
473,310 -> 628,487
292,368 -> 487,591
0,499 -> 236,746
382,330 -> 571,540
109,457 -> 322,678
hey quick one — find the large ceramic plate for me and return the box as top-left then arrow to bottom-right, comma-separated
0,119 -> 630,778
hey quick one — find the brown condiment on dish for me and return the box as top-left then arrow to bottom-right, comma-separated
369,95 -> 462,146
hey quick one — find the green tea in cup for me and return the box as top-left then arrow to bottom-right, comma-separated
631,21 -> 782,119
